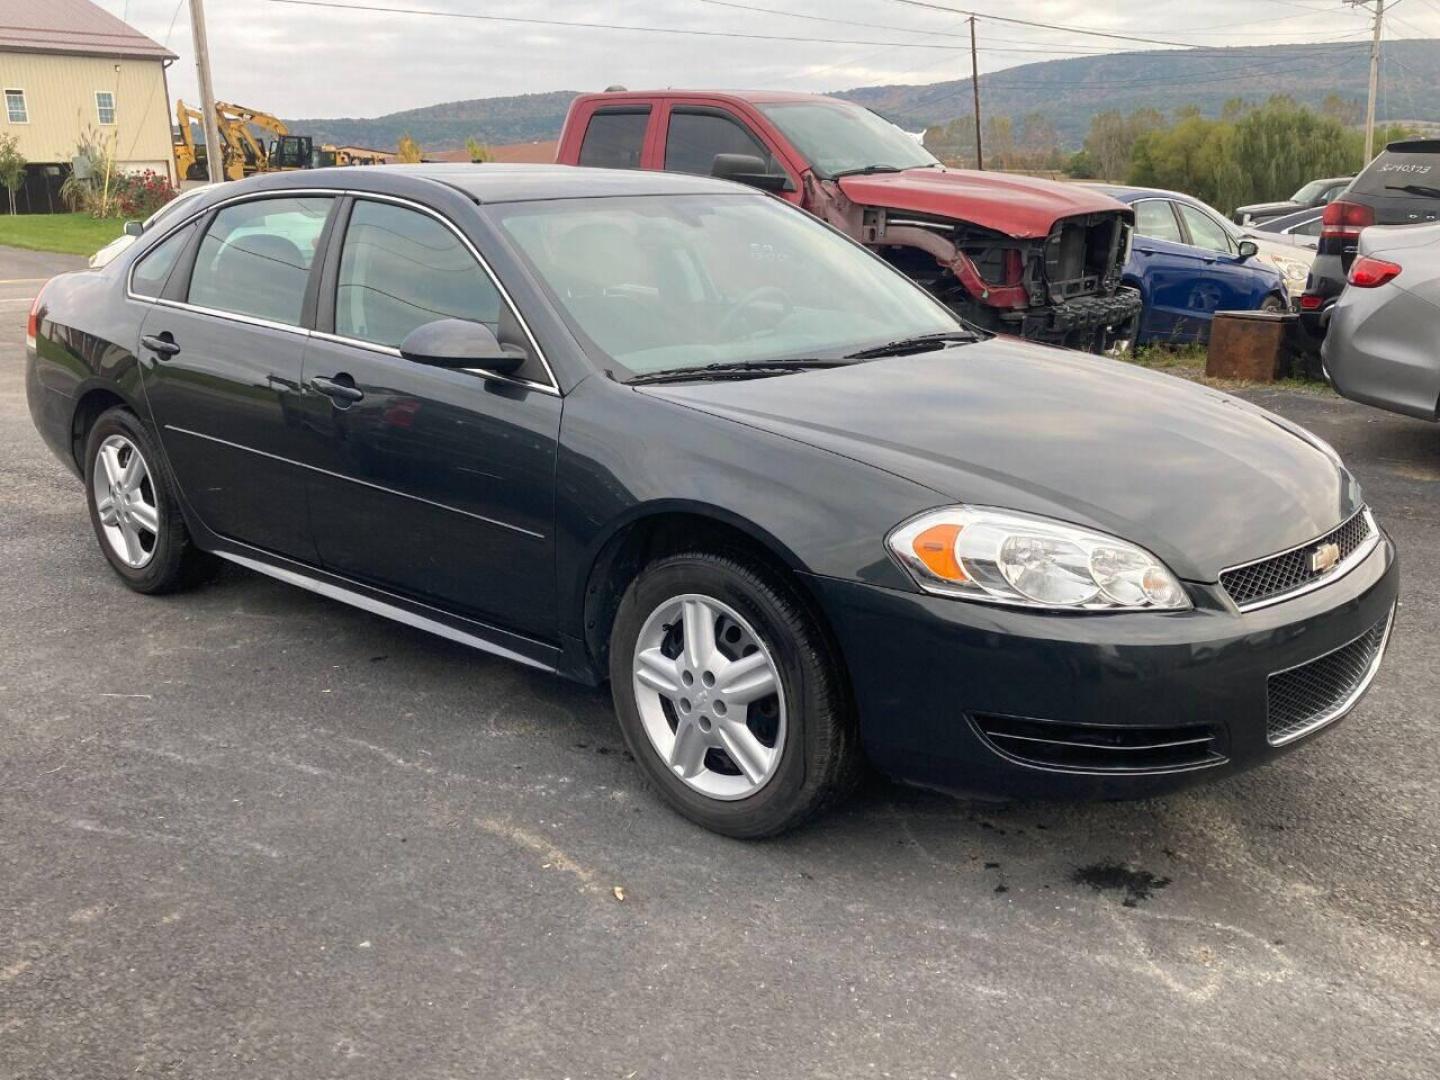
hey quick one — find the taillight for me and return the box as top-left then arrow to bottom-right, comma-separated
1298,293 -> 1325,310
1321,200 -> 1374,241
25,288 -> 43,349
1348,255 -> 1402,288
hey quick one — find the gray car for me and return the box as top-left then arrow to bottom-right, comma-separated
1323,222 -> 1440,421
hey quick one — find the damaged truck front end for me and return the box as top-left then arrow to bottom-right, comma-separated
853,203 -> 1141,351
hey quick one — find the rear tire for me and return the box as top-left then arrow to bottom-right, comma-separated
83,406 -> 216,594
609,552 -> 861,838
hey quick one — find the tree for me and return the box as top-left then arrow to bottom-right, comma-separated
465,137 -> 492,163
982,114 -> 1014,170
1083,108 -> 1163,181
1321,94 -> 1363,128
1064,149 -> 1099,179
0,134 -> 26,216
396,133 -> 423,163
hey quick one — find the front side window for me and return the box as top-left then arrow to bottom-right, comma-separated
336,199 -> 501,348
756,100 -> 937,178
578,109 -> 650,170
131,222 -> 197,298
4,89 -> 26,124
1133,200 -> 1182,243
187,197 -> 332,325
493,193 -> 958,376
664,110 -> 781,177
95,91 -> 116,125
1177,203 -> 1234,254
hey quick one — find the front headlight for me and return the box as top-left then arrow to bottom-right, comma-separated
1259,251 -> 1310,292
887,506 -> 1191,611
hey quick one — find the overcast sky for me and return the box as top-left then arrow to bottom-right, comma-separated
98,0 -> 1438,120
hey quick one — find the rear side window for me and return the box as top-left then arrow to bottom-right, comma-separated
664,110 -> 780,177
130,222 -> 197,298
1133,200 -> 1182,243
1351,147 -> 1440,197
1291,218 -> 1323,238
335,199 -> 501,348
187,197 -> 332,325
578,108 -> 650,169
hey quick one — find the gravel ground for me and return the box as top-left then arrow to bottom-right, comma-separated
2,249 -> 1437,1079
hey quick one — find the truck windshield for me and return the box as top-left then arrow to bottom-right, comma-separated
491,193 -> 960,378
757,101 -> 939,179
1290,179 -> 1331,203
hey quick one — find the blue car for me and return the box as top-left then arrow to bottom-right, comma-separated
1093,185 -> 1289,345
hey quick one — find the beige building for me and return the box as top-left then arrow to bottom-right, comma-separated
0,0 -> 176,211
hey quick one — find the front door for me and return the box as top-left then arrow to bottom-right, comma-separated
299,196 -> 561,640
137,194 -> 335,560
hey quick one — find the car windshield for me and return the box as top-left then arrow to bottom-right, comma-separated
492,194 -> 960,377
756,100 -> 939,178
1289,179 -> 1331,203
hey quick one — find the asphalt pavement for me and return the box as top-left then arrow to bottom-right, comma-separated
2,248 -> 1437,1079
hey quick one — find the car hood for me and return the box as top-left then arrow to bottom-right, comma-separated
835,169 -> 1130,238
644,339 -> 1360,581
1237,200 -> 1300,217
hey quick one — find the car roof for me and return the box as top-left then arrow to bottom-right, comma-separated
1082,182 -> 1206,206
186,163 -> 762,206
576,88 -> 836,106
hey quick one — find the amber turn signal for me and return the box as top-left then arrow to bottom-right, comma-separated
911,523 -> 966,581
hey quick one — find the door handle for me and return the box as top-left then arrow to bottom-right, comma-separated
309,375 -> 364,404
141,333 -> 180,358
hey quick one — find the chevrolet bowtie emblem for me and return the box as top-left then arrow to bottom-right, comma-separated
1310,542 -> 1342,574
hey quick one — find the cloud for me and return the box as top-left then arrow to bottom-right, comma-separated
100,0 -> 1416,119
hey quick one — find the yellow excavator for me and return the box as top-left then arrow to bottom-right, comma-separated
175,99 -> 370,180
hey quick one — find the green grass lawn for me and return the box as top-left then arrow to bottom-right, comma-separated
1123,342 -> 1331,394
0,213 -> 125,256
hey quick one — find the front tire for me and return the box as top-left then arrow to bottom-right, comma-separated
609,552 -> 860,838
83,406 -> 214,593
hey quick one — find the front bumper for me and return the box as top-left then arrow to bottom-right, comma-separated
1011,287 -> 1144,343
806,532 -> 1398,799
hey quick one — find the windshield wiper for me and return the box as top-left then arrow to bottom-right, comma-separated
1385,183 -> 1440,198
832,164 -> 905,178
845,330 -> 982,360
627,358 -> 853,385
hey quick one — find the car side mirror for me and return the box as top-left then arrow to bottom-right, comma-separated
711,153 -> 794,194
399,318 -> 525,374
123,220 -> 144,237
1237,240 -> 1259,260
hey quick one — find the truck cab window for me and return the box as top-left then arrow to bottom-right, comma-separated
578,109 -> 650,170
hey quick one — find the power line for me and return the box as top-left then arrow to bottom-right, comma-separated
261,0 -> 983,50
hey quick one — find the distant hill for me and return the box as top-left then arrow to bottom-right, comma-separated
283,40 -> 1440,152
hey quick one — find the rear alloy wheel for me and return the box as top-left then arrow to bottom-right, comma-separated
84,406 -> 215,594
609,552 -> 861,837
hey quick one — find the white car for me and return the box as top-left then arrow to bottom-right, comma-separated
89,185 -> 211,269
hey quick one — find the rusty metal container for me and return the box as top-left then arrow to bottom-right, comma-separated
1206,311 -> 1296,382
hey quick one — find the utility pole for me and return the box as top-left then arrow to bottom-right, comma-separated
188,0 -> 223,183
1355,0 -> 1384,163
969,16 -> 983,170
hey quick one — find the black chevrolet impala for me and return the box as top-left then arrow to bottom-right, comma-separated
26,165 -> 1398,836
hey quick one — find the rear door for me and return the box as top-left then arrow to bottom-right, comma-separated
574,104 -> 654,170
298,195 -> 562,639
1130,198 -> 1204,341
137,193 -> 336,559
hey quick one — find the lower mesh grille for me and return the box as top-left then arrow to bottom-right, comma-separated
972,714 -> 1225,773
1266,609 -> 1394,746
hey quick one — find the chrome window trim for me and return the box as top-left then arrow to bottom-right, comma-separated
165,425 -> 547,540
1266,602 -> 1396,747
124,187 -> 561,396
1221,507 -> 1380,613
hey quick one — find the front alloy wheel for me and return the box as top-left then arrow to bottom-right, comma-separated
632,594 -> 786,800
609,552 -> 861,837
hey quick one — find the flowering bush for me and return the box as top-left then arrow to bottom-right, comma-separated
113,170 -> 175,219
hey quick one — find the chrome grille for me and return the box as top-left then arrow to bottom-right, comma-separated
1221,509 -> 1374,610
1266,608 -> 1393,746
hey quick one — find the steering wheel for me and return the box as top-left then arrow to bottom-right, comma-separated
714,286 -> 794,341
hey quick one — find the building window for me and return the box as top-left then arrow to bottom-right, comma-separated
4,89 -> 26,124
95,91 -> 116,125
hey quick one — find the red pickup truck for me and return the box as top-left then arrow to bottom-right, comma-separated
555,89 -> 1142,349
